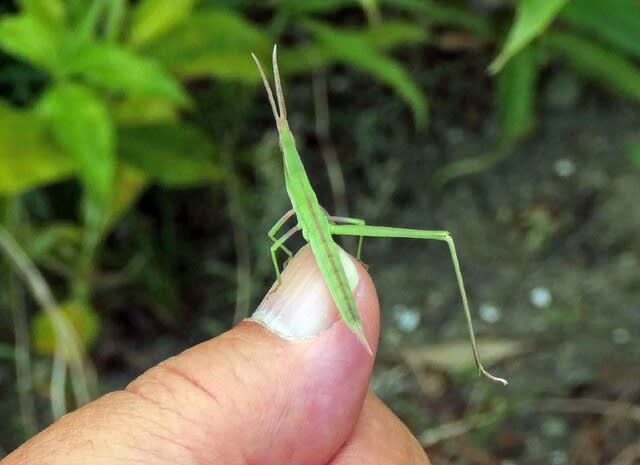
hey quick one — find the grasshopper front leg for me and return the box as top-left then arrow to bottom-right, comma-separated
268,209 -> 296,258
270,225 -> 301,283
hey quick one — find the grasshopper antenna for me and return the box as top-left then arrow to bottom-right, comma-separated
251,51 -> 279,122
272,45 -> 287,121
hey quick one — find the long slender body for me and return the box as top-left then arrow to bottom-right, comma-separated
253,46 -> 507,384
281,124 -> 369,349
253,50 -> 369,349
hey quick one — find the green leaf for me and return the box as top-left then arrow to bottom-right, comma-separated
278,45 -> 332,74
58,0 -> 92,25
107,164 -> 148,228
72,0 -> 108,44
0,102 -> 74,194
18,0 -> 66,29
118,124 -> 221,186
36,83 -> 115,206
544,31 -> 640,101
66,42 -> 189,104
105,0 -> 127,42
114,96 -> 178,125
129,0 -> 196,48
497,45 -> 537,145
362,21 -> 428,50
31,302 -> 100,355
0,13 -> 63,73
561,0 -> 640,58
143,8 -> 271,81
490,0 -> 569,74
300,20 -> 428,125
280,20 -> 427,61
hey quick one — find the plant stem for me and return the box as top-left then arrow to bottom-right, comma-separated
72,196 -> 105,303
221,143 -> 253,324
105,0 -> 125,42
9,280 -> 38,435
2,198 -> 38,436
0,226 -> 92,415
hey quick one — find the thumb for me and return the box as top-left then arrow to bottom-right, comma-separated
4,245 -> 380,465
133,244 -> 380,465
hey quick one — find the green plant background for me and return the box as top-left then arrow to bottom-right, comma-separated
1,0 -> 639,461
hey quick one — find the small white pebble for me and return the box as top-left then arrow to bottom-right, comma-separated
612,327 -> 630,345
392,304 -> 421,332
530,287 -> 552,308
479,303 -> 502,323
554,158 -> 576,177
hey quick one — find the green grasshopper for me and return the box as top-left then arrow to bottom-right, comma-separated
252,46 -> 507,385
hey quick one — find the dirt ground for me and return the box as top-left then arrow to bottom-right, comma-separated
2,52 -> 640,463
329,60 -> 640,463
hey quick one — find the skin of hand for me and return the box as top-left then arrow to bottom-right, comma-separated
2,245 -> 429,465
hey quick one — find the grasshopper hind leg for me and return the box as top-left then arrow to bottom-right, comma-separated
329,223 -> 508,385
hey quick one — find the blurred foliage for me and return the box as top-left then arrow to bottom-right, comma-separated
31,301 -> 99,355
1,0 -> 640,447
489,0 -> 569,73
628,143 -> 640,168
426,0 -> 640,184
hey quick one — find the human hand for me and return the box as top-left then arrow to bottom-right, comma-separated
2,245 -> 429,465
